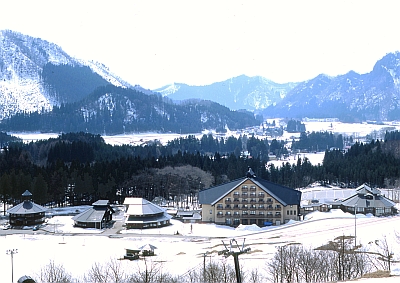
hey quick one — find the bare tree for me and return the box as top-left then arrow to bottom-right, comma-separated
36,260 -> 73,283
84,259 -> 127,283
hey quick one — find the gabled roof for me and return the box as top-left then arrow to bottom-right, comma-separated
198,178 -> 247,205
198,177 -> 302,206
7,200 -> 47,214
341,184 -> 395,208
124,197 -> 167,216
355,184 -> 381,196
72,201 -> 114,223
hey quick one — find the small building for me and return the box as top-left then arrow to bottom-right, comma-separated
300,200 -> 330,216
198,168 -> 302,227
72,200 -> 115,229
340,184 -> 397,216
7,190 -> 47,227
176,210 -> 202,223
123,197 -> 172,229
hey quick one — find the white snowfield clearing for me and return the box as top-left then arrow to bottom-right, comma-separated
1,207 -> 400,282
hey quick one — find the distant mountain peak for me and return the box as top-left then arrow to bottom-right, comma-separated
154,75 -> 298,110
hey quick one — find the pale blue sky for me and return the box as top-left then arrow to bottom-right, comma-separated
1,0 -> 399,89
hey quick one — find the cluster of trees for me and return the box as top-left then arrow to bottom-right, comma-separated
292,131 -> 344,152
41,63 -> 110,103
1,130 -> 400,210
323,139 -> 400,187
286,119 -> 306,133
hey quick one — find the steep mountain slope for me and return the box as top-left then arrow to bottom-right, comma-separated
264,52 -> 400,121
0,85 -> 260,134
154,75 -> 298,111
0,30 -> 132,120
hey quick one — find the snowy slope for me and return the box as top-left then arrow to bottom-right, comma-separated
0,30 -> 132,120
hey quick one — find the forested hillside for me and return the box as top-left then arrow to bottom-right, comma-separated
1,131 -> 400,212
0,85 -> 260,135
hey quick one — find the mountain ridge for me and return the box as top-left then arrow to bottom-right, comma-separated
0,30 -> 133,119
154,75 -> 298,111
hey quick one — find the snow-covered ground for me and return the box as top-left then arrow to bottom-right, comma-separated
1,205 -> 400,282
4,122 -> 400,282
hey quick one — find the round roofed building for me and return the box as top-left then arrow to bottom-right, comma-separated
123,197 -> 172,229
7,190 -> 47,227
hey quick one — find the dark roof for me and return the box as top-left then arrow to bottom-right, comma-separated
7,200 -> 47,214
198,178 -> 246,205
72,205 -> 113,223
22,190 -> 33,197
252,177 -> 302,206
199,176 -> 301,206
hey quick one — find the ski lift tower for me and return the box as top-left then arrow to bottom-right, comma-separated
218,238 -> 251,283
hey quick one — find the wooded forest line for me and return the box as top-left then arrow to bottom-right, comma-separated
1,130 -> 400,210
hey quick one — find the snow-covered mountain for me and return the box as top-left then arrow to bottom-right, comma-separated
154,75 -> 298,111
0,30 -> 133,120
264,52 -> 400,121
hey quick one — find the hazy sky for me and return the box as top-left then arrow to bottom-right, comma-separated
1,0 -> 400,89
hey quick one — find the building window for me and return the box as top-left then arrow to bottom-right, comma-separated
242,185 -> 248,190
234,191 -> 239,196
250,185 -> 256,191
242,211 -> 248,215
250,211 -> 256,215
242,192 -> 248,197
209,210 -> 212,214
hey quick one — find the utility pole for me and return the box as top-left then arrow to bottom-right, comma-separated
354,203 -> 357,248
6,248 -> 18,283
218,239 -> 250,283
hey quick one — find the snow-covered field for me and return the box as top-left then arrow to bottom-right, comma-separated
3,122 -> 400,282
1,206 -> 400,282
